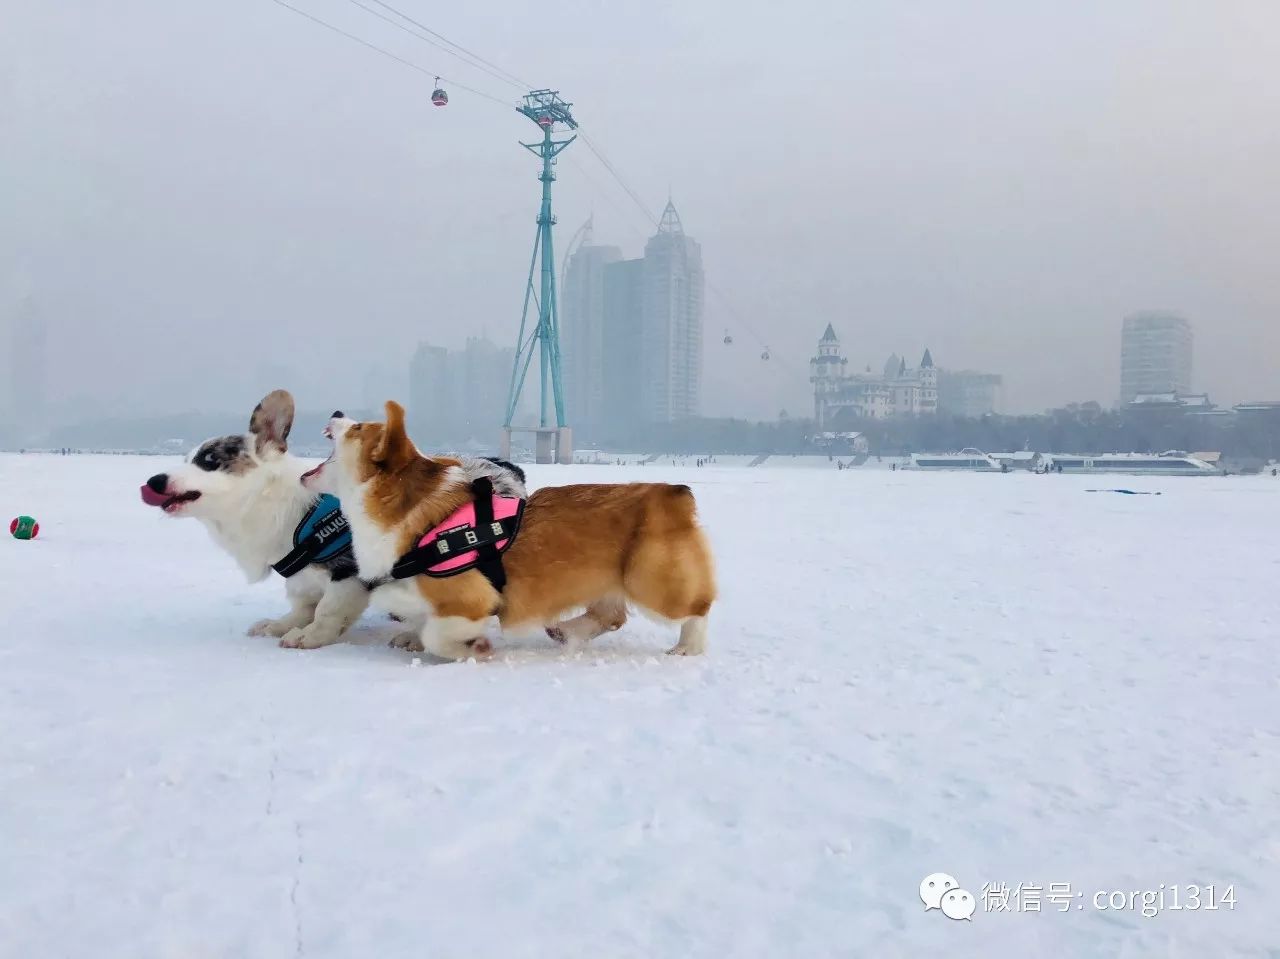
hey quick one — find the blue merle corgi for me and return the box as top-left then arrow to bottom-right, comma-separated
140,389 -> 525,649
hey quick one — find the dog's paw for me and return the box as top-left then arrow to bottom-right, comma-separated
248,618 -> 291,638
389,631 -> 425,652
279,626 -> 334,650
546,625 -> 566,644
467,637 -> 493,657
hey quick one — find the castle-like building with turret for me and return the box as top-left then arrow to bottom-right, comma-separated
810,325 -> 1001,425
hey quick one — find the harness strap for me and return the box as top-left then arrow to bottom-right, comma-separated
271,495 -> 353,578
469,477 -> 507,592
388,478 -> 522,591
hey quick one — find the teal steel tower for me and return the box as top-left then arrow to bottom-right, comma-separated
501,90 -> 578,464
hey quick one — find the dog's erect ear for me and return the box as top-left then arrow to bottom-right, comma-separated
249,390 -> 295,455
371,400 -> 413,469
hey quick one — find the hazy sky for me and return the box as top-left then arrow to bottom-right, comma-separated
4,0 -> 1279,423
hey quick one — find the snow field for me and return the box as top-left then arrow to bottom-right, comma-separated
1,453 -> 1276,957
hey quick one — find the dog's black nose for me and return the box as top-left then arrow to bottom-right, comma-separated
331,410 -> 344,419
146,473 -> 169,494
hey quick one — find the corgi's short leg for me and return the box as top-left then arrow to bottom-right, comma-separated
667,614 -> 708,656
250,575 -> 326,638
279,579 -> 370,649
421,615 -> 493,661
546,595 -> 628,646
390,630 -> 426,652
248,600 -> 317,638
384,610 -> 428,651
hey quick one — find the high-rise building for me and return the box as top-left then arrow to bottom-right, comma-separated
562,238 -> 622,431
555,201 -> 705,437
1120,312 -> 1193,404
601,258 -> 645,431
639,200 -> 704,422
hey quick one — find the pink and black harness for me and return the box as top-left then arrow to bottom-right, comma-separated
388,477 -> 525,591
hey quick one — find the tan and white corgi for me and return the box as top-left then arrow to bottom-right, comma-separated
302,401 -> 717,660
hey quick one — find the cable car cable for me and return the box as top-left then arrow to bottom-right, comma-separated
363,0 -> 532,90
264,0 -> 511,107
340,0 -> 528,93
578,133 -> 659,229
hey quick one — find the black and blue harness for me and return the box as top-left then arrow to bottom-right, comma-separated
271,494 -> 357,581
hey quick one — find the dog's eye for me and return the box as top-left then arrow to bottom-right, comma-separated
195,450 -> 217,471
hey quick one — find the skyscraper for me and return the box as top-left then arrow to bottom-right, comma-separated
557,201 -> 705,437
601,257 -> 645,430
562,237 -> 621,432
640,200 -> 704,422
1120,312 -> 1193,403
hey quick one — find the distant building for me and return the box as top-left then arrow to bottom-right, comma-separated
561,231 -> 622,433
601,257 -> 645,430
890,348 -> 937,416
810,431 -> 870,455
408,343 -> 455,442
937,370 -> 1003,417
639,200 -> 704,423
1120,312 -> 1193,404
458,335 -> 515,438
810,323 -> 850,421
407,335 -> 515,446
556,201 -> 704,437
809,325 -> 942,425
1126,391 -> 1215,415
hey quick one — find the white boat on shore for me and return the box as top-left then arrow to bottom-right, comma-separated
907,448 -> 1005,471
1044,452 -> 1219,475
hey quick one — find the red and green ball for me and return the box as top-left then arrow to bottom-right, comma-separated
9,515 -> 39,540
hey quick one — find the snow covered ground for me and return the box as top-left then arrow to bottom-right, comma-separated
1,452 -> 1276,957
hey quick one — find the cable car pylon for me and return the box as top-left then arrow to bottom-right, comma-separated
501,90 -> 578,464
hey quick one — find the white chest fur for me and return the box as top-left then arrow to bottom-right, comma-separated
345,481 -> 407,581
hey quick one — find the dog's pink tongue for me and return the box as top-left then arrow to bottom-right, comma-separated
301,458 -> 330,483
140,484 -> 169,507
